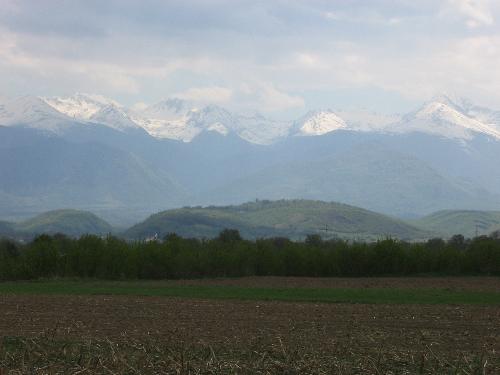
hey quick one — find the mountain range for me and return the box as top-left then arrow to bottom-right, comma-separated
2,93 -> 500,226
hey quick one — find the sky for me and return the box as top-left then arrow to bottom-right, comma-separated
1,0 -> 500,118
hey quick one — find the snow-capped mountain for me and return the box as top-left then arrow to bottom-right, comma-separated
439,95 -> 500,133
0,95 -> 75,132
132,101 -> 285,143
231,113 -> 289,145
44,93 -> 120,120
336,110 -> 400,132
131,101 -> 233,142
4,92 -> 500,226
391,95 -> 500,141
292,110 -> 347,136
3,92 -> 500,144
89,104 -> 140,131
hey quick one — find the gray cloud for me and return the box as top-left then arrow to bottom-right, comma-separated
1,0 -> 500,115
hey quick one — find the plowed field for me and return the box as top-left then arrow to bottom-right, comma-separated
1,277 -> 499,374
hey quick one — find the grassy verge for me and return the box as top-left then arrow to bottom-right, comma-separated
0,280 -> 499,305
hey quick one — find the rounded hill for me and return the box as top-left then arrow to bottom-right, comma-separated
18,209 -> 113,237
125,199 -> 429,241
414,210 -> 500,238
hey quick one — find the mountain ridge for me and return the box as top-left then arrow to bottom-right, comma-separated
1,93 -> 493,145
2,93 -> 500,224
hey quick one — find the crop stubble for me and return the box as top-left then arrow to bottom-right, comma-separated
0,277 -> 499,374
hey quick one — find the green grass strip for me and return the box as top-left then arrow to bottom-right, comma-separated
0,280 -> 499,305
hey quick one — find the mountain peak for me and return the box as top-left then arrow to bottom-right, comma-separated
5,91 -> 500,144
89,104 -> 140,131
43,93 -> 121,120
293,109 -> 347,136
396,97 -> 500,140
0,95 -> 71,131
430,93 -> 473,112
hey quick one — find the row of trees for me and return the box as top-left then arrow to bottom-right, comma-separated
1,230 -> 499,280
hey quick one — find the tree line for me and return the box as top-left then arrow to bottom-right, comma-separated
0,230 -> 499,280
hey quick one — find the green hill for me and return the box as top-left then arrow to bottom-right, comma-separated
17,209 -> 113,237
413,210 -> 500,238
125,199 -> 430,241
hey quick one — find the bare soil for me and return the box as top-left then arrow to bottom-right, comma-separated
1,278 -> 499,373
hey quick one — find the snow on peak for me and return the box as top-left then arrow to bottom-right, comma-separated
43,93 -> 120,120
0,95 -> 73,132
293,110 -> 347,136
188,105 -> 232,136
431,93 -> 472,112
335,109 -> 400,132
206,122 -> 229,135
233,114 -> 289,145
4,92 -> 500,144
132,102 -> 235,141
89,104 -> 140,131
393,99 -> 500,140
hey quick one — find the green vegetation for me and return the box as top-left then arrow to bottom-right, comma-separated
414,209 -> 500,238
0,280 -> 499,305
17,209 -> 113,237
7,202 -> 500,242
1,230 -> 500,281
125,199 -> 429,241
0,209 -> 113,239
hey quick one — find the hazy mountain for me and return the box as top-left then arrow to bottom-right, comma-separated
43,93 -> 121,120
389,97 -> 500,141
17,209 -> 113,237
0,125 -> 187,226
89,104 -> 141,131
7,92 -> 500,144
413,210 -> 500,238
0,96 -> 79,133
291,110 -> 347,136
0,209 -> 113,238
124,199 -> 430,241
205,142 -> 499,217
2,92 -> 500,225
0,220 -> 15,238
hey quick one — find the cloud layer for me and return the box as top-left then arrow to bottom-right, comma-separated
1,0 -> 500,115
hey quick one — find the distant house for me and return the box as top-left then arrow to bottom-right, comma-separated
145,232 -> 159,242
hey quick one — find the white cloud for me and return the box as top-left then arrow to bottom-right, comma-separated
260,84 -> 304,112
172,83 -> 304,113
3,2 -> 500,113
238,82 -> 304,113
447,0 -> 494,28
131,102 -> 148,112
175,86 -> 233,104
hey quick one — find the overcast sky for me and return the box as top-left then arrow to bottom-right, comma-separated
1,0 -> 500,117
